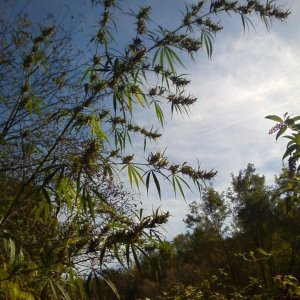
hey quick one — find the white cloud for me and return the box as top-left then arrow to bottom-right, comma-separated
139,24 -> 300,239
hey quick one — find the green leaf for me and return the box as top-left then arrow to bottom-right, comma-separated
130,167 -> 139,189
174,176 -> 186,199
100,246 -> 106,265
165,46 -> 175,73
102,275 -> 120,300
152,47 -> 160,67
113,245 -> 125,268
4,235 -> 16,265
132,244 -> 142,274
283,135 -> 294,140
0,95 -> 8,105
154,102 -> 164,127
276,126 -> 287,141
86,192 -> 95,220
49,280 -> 59,300
54,281 -> 72,300
43,167 -> 62,187
125,244 -> 130,268
256,247 -> 270,256
159,46 -> 164,68
133,87 -> 145,107
127,165 -> 133,186
265,115 -> 283,122
90,114 -> 110,144
125,87 -> 133,112
292,116 -> 300,122
295,133 -> 300,145
166,46 -> 185,68
92,271 -> 104,296
152,171 -> 161,199
283,144 -> 297,160
127,165 -> 144,189
92,188 -> 109,204
201,30 -> 213,58
171,175 -> 177,196
35,199 -> 50,221
145,172 -> 151,195
81,67 -> 92,82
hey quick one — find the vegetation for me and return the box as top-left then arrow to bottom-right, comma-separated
0,0 -> 292,299
99,161 -> 300,299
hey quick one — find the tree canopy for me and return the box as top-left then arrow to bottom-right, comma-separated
100,164 -> 300,299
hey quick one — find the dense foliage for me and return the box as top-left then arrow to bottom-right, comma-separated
0,0 -> 291,299
103,163 -> 300,299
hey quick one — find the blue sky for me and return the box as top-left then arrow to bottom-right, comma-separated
130,0 -> 300,237
6,0 -> 300,238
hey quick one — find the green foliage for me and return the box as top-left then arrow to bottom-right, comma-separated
109,165 -> 300,299
274,275 -> 300,299
0,0 -> 291,298
267,113 -> 300,204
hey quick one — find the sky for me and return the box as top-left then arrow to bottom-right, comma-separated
131,0 -> 300,238
6,0 -> 300,238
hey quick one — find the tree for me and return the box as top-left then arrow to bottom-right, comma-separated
121,164 -> 300,299
267,113 -> 300,204
0,0 -> 290,298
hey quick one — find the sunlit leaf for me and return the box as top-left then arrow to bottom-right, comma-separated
154,101 -> 164,127
265,115 -> 283,122
102,275 -> 120,300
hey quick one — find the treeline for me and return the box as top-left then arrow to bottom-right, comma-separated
97,164 -> 300,299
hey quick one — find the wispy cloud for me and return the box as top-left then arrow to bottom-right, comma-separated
139,25 -> 300,239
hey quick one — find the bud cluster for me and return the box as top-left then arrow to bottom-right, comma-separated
268,122 -> 287,135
